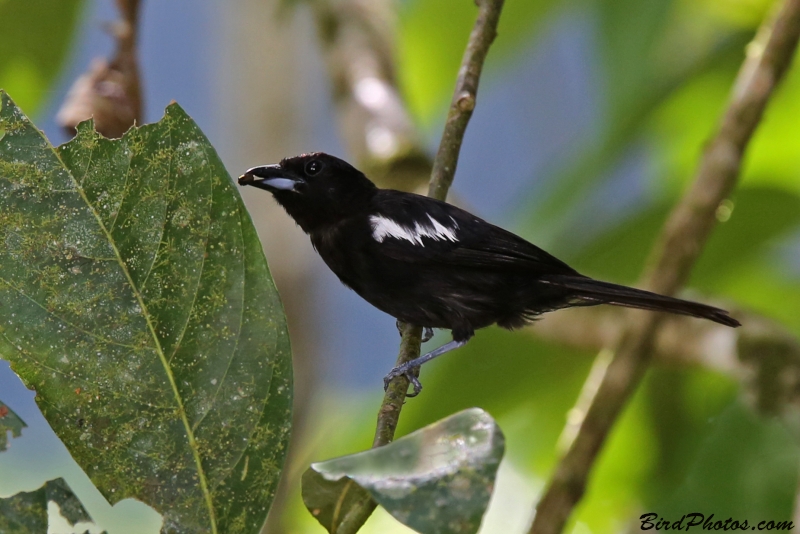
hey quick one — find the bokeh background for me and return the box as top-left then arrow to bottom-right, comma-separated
2,0 -> 800,533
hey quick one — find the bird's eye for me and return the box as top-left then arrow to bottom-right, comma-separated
305,159 -> 323,176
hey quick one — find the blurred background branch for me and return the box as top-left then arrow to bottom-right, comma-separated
531,1 -> 800,533
57,0 -> 142,138
534,307 -> 800,437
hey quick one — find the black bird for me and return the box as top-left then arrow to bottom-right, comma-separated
239,153 -> 740,396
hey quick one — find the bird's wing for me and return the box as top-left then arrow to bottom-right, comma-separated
367,191 -> 579,276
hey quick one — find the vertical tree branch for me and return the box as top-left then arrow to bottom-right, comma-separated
330,1 -> 506,532
530,1 -> 800,533
110,0 -> 144,124
56,0 -> 143,138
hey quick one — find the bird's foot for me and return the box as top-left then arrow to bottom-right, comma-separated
383,363 -> 423,397
422,327 -> 434,343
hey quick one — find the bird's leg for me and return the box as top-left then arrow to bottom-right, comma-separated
422,327 -> 434,343
383,339 -> 467,397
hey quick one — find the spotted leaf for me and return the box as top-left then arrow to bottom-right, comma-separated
0,91 -> 292,534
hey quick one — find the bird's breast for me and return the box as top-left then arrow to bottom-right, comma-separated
309,222 -> 373,291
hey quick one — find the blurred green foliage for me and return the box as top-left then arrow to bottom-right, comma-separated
397,0 -> 561,123
0,478 -> 99,534
0,0 -> 85,115
287,0 -> 800,532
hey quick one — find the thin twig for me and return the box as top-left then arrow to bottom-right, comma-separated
427,0 -> 504,201
380,0 -> 504,434
331,2 -> 505,532
530,1 -> 800,533
377,0 -> 503,439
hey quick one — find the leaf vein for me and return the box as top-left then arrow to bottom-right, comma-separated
48,117 -> 219,534
2,280 -> 144,350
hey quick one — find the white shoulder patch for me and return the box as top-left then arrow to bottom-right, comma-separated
370,214 -> 459,246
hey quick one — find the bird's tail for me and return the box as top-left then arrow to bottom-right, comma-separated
542,275 -> 740,328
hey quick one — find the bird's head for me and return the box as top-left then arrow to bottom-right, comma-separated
239,152 -> 377,232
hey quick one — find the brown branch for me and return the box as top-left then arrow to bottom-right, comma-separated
329,2 -> 506,532
57,0 -> 143,138
530,0 -> 800,534
110,0 -> 143,124
530,1 -> 800,533
531,306 -> 800,421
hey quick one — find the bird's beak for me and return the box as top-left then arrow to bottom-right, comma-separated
238,164 -> 302,192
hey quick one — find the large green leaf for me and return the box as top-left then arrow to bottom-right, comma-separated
302,408 -> 505,534
0,477 -> 104,534
0,92 -> 292,534
0,0 -> 85,114
0,399 -> 26,452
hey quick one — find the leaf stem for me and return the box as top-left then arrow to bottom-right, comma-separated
529,1 -> 800,533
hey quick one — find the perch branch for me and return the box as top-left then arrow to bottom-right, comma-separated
379,0 -> 504,432
332,2 -> 506,532
530,1 -> 800,533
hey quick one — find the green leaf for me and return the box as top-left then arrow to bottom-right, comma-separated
0,91 -> 292,534
302,408 -> 505,534
0,0 -> 85,114
0,399 -> 26,452
0,477 -> 104,534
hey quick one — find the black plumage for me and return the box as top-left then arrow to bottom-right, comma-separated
239,152 -> 739,395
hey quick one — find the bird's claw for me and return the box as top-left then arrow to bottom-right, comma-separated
383,365 -> 423,397
395,322 -> 434,344
422,327 -> 434,343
